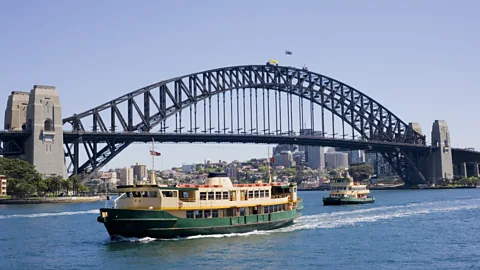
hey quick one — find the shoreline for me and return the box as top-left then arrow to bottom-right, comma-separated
0,196 -> 102,205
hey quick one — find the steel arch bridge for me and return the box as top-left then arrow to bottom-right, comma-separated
62,64 -> 428,184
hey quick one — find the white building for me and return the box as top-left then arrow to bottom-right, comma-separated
99,172 -> 118,185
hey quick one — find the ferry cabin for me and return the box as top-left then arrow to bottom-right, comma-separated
329,178 -> 370,199
114,176 -> 300,219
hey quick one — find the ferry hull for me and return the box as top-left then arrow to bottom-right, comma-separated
98,201 -> 302,239
323,197 -> 375,205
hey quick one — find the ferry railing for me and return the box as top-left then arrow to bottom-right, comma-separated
110,193 -> 125,209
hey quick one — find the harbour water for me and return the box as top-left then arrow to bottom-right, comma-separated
1,189 -> 480,270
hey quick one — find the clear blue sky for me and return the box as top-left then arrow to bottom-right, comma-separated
1,0 -> 479,170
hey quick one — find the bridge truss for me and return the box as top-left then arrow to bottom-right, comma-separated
62,65 -> 428,184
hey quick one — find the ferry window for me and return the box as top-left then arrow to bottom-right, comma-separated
230,191 -> 236,201
204,210 -> 212,218
133,191 -> 141,197
172,191 -> 178,197
125,192 -> 131,198
222,191 -> 228,200
195,210 -> 202,218
186,211 -> 194,218
265,190 -> 270,198
264,206 -> 269,213
200,192 -> 206,200
260,190 -> 265,197
294,188 -> 297,192
208,192 -> 214,200
142,191 -> 149,197
212,209 -> 219,218
248,191 -> 254,198
239,208 -> 246,216
215,192 -> 221,200
254,190 -> 259,198
149,191 -> 158,197
269,205 -> 273,213
182,192 -> 189,198
162,191 -> 174,197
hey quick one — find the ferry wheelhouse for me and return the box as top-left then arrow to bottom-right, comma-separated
323,171 -> 375,205
97,172 -> 303,239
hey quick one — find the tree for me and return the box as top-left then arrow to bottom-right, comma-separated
69,175 -> 81,195
61,179 -> 72,195
348,164 -> 374,182
0,157 -> 42,198
78,184 -> 89,194
46,176 -> 63,196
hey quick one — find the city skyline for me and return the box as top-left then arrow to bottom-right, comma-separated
1,0 -> 479,170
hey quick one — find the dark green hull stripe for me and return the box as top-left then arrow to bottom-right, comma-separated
98,200 -> 303,239
323,198 -> 375,205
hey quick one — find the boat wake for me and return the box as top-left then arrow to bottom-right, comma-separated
113,198 -> 480,242
0,209 -> 98,219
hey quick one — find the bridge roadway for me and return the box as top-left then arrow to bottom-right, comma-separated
61,131 -> 431,153
1,130 -> 480,163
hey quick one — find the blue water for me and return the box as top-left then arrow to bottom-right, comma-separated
1,189 -> 480,270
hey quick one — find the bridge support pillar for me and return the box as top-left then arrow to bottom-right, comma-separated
474,163 -> 480,178
460,162 -> 467,178
425,120 -> 453,183
25,85 -> 66,178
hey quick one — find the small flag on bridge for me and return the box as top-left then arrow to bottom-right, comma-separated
270,157 -> 275,164
150,150 -> 161,156
285,50 -> 292,55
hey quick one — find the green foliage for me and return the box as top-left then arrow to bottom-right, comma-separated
78,184 -> 89,193
0,157 -> 42,198
348,164 -> 374,182
258,166 -> 270,173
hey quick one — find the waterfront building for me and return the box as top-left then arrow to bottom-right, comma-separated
0,175 -> 7,196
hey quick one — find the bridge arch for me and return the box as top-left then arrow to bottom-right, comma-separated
62,65 -> 425,181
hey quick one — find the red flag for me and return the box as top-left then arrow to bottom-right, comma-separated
150,150 -> 161,156
270,157 -> 274,163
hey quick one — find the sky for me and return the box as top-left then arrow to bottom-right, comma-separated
1,0 -> 479,170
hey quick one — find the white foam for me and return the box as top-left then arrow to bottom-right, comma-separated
0,209 -> 98,219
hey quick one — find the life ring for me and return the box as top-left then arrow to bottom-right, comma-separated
178,201 -> 183,208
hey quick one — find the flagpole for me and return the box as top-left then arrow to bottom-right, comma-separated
151,137 -> 156,185
268,146 -> 272,184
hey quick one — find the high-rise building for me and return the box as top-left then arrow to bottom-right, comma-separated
293,151 -> 306,166
131,163 -> 148,181
300,129 -> 325,169
325,150 -> 349,169
118,168 -> 134,185
274,151 -> 295,167
345,150 -> 366,165
365,152 -> 396,176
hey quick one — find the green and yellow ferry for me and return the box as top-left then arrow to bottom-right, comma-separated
323,171 -> 375,205
97,172 -> 303,239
